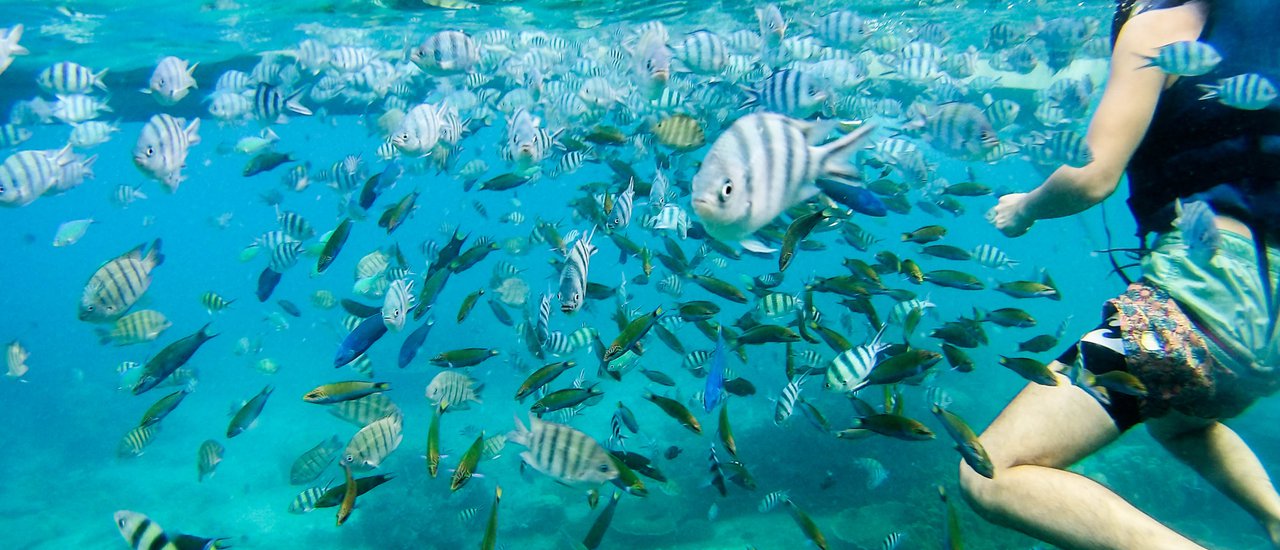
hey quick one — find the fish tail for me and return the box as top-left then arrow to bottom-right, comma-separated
95,327 -> 112,346
818,123 -> 878,186
147,238 -> 166,268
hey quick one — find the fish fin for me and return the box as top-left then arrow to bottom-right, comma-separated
739,239 -> 776,254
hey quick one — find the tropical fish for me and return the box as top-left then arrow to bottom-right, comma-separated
304,381 -> 391,404
143,56 -> 197,105
138,387 -> 190,428
52,218 -> 93,246
118,424 -> 159,458
79,239 -> 164,322
132,324 -> 216,395
5,340 -> 29,379
133,114 -> 200,191
196,440 -> 224,482
425,371 -> 482,409
692,114 -> 874,251
343,412 -> 404,471
450,432 -> 486,492
643,391 -> 701,434
227,385 -> 273,437
507,415 -> 619,487
290,435 -> 342,485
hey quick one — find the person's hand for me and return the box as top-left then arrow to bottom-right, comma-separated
987,193 -> 1034,238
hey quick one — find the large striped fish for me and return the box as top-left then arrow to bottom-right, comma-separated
606,179 -> 634,232
0,148 -> 71,207
113,510 -> 227,550
691,113 -> 874,252
825,325 -> 888,393
133,114 -> 200,192
557,228 -> 597,314
425,370 -> 483,409
382,278 -> 415,331
507,415 -> 618,488
290,435 -> 343,485
78,239 -> 165,322
343,412 -> 403,471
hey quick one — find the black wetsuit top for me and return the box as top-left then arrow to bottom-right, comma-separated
1124,0 -> 1280,237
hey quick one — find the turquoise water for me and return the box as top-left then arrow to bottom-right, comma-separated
2,1 -> 1279,549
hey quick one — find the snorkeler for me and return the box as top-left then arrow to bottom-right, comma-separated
970,1 -> 1280,548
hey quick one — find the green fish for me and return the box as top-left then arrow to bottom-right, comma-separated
677,300 -> 720,322
132,324 -> 217,395
643,391 -> 701,434
779,209 -> 830,272
1017,334 -> 1059,353
856,413 -> 935,441
902,224 -> 947,244
450,432 -> 486,492
932,405 -> 994,479
785,499 -> 828,550
413,267 -> 453,320
243,151 -> 294,177
457,289 -> 485,323
688,274 -> 747,304
530,385 -> 604,414
942,181 -> 992,196
514,361 -> 575,401
924,270 -> 984,290
940,486 -> 964,550
377,190 -> 419,234
921,244 -> 972,261
862,348 -> 942,389
1093,370 -> 1148,397
737,324 -> 800,345
718,402 -> 737,458
982,307 -> 1036,328
316,218 -> 352,274
809,321 -> 852,353
604,306 -> 663,362
449,241 -> 500,273
138,387 -> 191,428
227,385 -> 273,438
585,125 -> 628,145
582,491 -> 622,550
431,347 -> 499,368
998,356 -> 1059,386
315,473 -> 396,508
427,403 -> 446,478
478,172 -> 530,191
481,486 -> 502,550
606,454 -> 648,497
996,280 -> 1060,300
941,343 -> 975,372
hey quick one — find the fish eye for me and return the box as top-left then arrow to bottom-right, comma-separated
117,518 -> 126,528
721,181 -> 733,197
145,146 -> 154,157
598,464 -> 611,472
345,454 -> 354,462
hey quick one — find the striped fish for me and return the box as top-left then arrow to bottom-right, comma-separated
200,292 -> 233,314
113,511 -> 175,550
683,350 -> 712,373
814,10 -> 869,49
381,278 -> 415,332
1143,40 -> 1221,76
649,170 -> 671,213
507,415 -> 619,487
78,239 -> 164,322
329,394 -> 401,428
0,123 -> 33,149
755,292 -> 800,321
268,240 -> 303,272
411,30 -> 480,74
118,424 -> 159,458
758,490 -> 790,513
288,486 -> 327,514
133,114 -> 200,191
0,148 -> 71,207
673,30 -> 727,74
852,456 -> 888,489
144,56 -> 197,105
290,435 -> 343,485
348,355 -> 375,378
68,120 -> 117,148
657,274 -> 683,297
253,83 -> 311,124
481,434 -> 507,460
96,309 -> 171,346
881,531 -> 905,550
541,330 -> 575,357
691,113 -> 874,249
535,292 -> 553,342
343,412 -> 404,471
37,61 -> 106,94
606,179 -> 635,232
773,377 -> 805,425
568,326 -> 598,351
392,103 -> 444,156
967,244 -> 1018,271
825,326 -> 888,393
457,507 -> 481,524
1199,73 -> 1279,110
744,69 -> 830,118
646,205 -> 690,239
6,340 -> 28,379
558,228 -> 597,314
277,209 -> 315,241
425,371 -> 483,409
197,440 -> 224,482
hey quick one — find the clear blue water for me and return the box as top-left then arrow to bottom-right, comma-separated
2,2 -> 1279,549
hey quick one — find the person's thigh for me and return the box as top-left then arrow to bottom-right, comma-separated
979,366 -> 1122,471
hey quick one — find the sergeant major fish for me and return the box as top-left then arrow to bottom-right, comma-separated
133,114 -> 200,192
79,239 -> 165,322
691,113 -> 874,252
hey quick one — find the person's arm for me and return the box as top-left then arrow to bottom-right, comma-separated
989,5 -> 1204,237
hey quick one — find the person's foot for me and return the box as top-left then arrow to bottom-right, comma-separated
1265,517 -> 1280,548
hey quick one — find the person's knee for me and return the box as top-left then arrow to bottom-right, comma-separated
958,458 -> 998,517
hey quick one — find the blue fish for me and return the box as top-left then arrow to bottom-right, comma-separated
334,313 -> 389,367
397,316 -> 435,368
703,327 -> 727,412
1175,199 -> 1220,264
815,180 -> 887,217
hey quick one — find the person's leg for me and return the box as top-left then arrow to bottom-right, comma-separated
959,367 -> 1206,550
1149,414 -> 1280,546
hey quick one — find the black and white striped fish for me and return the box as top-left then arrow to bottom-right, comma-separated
382,278 -> 415,332
825,325 -> 888,392
691,113 -> 874,251
657,273 -> 682,297
342,412 -> 404,471
276,208 -> 314,241
814,10 -> 870,49
673,30 -> 727,74
37,61 -> 106,94
392,103 -> 445,156
507,416 -> 618,487
425,370 -> 482,409
541,330 -> 575,357
133,114 -> 200,192
743,69 -> 830,118
646,204 -> 690,239
411,30 -> 480,74
972,243 -> 1018,269
881,531 -> 905,550
268,240 -> 304,272
852,456 -> 888,489
758,490 -> 790,513
253,83 -> 311,124
113,510 -> 178,549
288,486 -> 327,514
0,148 -> 70,206
774,376 -> 805,425
557,228 -> 597,314
144,56 -> 197,106
79,239 -> 164,322
606,179 -> 635,231
118,424 -> 159,458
